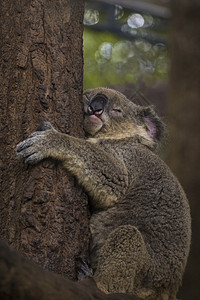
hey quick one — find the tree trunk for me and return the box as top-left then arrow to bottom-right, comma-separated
167,1 -> 200,299
0,0 -> 90,280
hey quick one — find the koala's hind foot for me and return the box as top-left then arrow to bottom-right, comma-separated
94,225 -> 152,298
77,258 -> 93,280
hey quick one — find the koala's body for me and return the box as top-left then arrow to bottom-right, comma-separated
17,88 -> 191,300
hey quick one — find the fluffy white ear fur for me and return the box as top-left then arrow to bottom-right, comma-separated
141,106 -> 165,142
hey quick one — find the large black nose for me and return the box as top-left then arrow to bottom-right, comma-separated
88,94 -> 108,116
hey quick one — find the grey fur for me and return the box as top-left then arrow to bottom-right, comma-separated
16,88 -> 191,300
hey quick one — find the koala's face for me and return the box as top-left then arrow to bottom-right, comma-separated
83,88 -> 138,137
83,87 -> 164,147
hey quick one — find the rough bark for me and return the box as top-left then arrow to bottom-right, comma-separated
0,0 -> 90,279
167,0 -> 200,299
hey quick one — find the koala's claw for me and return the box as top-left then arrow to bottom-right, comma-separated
78,259 -> 93,280
16,136 -> 37,153
25,153 -> 43,164
16,122 -> 55,162
16,131 -> 49,164
37,121 -> 55,132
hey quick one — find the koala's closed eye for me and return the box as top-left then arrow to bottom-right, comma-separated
112,108 -> 123,113
111,108 -> 123,117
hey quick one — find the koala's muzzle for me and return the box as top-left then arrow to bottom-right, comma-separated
88,94 -> 108,116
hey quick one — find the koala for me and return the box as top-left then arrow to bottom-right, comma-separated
16,87 -> 191,300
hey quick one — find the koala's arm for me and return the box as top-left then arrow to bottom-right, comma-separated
16,126 -> 128,209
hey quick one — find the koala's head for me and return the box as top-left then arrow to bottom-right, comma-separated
83,87 -> 165,150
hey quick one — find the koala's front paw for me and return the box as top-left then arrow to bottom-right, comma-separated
16,130 -> 52,164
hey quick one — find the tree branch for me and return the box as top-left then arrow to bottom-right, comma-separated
0,240 -> 141,300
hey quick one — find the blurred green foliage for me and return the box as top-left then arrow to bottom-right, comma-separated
83,3 -> 169,89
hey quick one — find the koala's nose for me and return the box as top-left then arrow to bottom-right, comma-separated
88,94 -> 108,116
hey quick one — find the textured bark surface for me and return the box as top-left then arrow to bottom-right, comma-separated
0,0 -> 90,279
167,1 -> 200,299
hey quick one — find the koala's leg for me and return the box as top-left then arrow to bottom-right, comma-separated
93,225 -> 152,298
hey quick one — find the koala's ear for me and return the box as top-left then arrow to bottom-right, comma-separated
140,106 -> 165,143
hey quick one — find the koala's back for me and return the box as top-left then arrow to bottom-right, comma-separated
90,141 -> 191,293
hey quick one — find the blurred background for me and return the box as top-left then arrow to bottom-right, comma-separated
83,0 -> 169,114
83,1 -> 200,299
